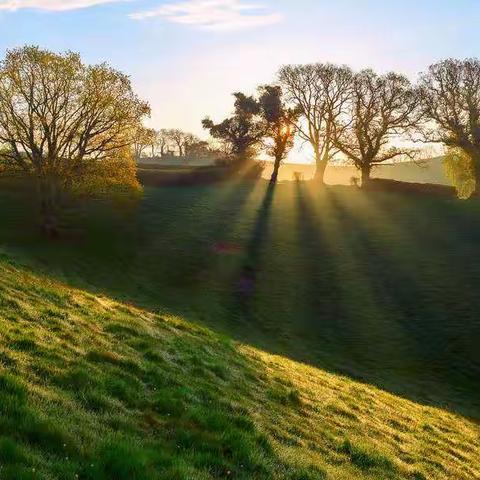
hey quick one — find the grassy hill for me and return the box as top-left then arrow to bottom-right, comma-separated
0,253 -> 479,480
0,178 -> 479,479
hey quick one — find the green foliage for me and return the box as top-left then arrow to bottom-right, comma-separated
444,148 -> 476,199
0,45 -> 149,233
202,92 -> 264,164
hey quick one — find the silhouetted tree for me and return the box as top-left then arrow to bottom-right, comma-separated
258,85 -> 300,183
333,70 -> 420,185
185,138 -> 210,157
279,63 -> 352,184
156,129 -> 173,156
165,129 -> 188,157
420,58 -> 480,194
0,46 -> 149,236
202,92 -> 264,165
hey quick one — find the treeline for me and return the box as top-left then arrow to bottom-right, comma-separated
203,60 -> 480,196
1,45 -> 480,237
133,127 -> 222,160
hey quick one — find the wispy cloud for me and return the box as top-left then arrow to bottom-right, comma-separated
130,0 -> 282,31
0,0 -> 123,11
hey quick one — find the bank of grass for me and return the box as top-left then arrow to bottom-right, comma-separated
0,177 -> 479,478
0,254 -> 478,480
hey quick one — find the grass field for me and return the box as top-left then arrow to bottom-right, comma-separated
140,156 -> 450,185
0,177 -> 479,479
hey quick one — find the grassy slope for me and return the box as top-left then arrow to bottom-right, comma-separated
0,178 -> 479,478
0,255 -> 479,480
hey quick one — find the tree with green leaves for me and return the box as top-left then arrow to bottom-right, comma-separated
258,85 -> 300,184
202,92 -> 264,166
133,126 -> 157,160
0,46 -> 149,236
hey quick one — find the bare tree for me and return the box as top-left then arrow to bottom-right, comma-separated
332,70 -> 420,185
0,46 -> 149,235
157,129 -> 172,157
279,63 -> 352,183
165,129 -> 190,157
419,58 -> 480,193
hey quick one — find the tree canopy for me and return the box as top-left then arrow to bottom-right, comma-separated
332,70 -> 420,184
419,58 -> 480,193
0,46 -> 149,234
202,92 -> 265,165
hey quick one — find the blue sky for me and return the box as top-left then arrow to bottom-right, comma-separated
1,0 -> 480,142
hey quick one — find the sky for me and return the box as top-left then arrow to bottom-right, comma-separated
0,0 -> 480,162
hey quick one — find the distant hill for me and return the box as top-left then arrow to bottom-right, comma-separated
263,157 -> 450,185
142,156 -> 450,186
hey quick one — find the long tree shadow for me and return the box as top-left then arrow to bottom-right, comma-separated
1,178 -> 479,420
228,182 -> 277,329
293,182 -> 342,340
326,188 -> 480,419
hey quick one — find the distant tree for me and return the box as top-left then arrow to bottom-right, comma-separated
279,63 -> 352,183
182,133 -> 202,159
258,85 -> 300,184
202,92 -> 264,165
157,129 -> 173,156
185,138 -> 210,157
419,58 -> 480,194
0,46 -> 149,236
164,129 -> 189,157
332,70 -> 420,185
133,126 -> 157,160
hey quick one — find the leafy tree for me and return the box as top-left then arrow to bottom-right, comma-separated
258,85 -> 300,184
419,58 -> 480,194
444,147 -> 476,199
279,63 -> 352,183
133,126 -> 157,160
332,70 -> 420,185
185,138 -> 210,157
0,46 -> 149,236
202,92 -> 264,165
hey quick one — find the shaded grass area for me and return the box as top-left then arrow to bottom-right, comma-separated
0,257 -> 478,479
0,177 -> 479,423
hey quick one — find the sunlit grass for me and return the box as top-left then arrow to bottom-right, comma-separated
0,177 -> 479,478
0,255 -> 478,479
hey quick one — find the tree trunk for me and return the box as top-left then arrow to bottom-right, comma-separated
270,155 -> 282,184
314,160 -> 328,184
474,154 -> 480,195
361,164 -> 372,187
38,176 -> 60,238
313,149 -> 328,184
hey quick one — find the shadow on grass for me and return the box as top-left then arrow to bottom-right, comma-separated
236,182 -> 276,307
324,188 -> 480,418
0,178 -> 479,420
